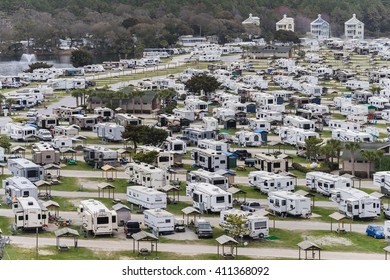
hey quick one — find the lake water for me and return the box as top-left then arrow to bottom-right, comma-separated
0,54 -> 73,76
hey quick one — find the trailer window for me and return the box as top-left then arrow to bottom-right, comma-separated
38,214 -> 41,220
159,156 -> 169,162
18,216 -> 23,221
25,215 -> 28,220
273,162 -> 280,168
23,191 -> 29,197
354,205 -> 359,210
216,196 -> 225,203
112,216 -> 116,223
213,179 -> 225,186
165,219 -> 171,223
254,221 -> 267,230
282,200 -> 286,206
193,193 -> 200,203
97,217 -> 109,224
27,170 -> 38,178
42,214 -> 47,220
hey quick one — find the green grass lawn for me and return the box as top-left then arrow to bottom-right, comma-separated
61,161 -> 98,171
231,166 -> 257,177
50,177 -> 81,192
320,130 -> 332,138
332,113 -> 347,120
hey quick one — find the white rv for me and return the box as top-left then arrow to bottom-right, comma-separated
115,113 -> 143,126
53,125 -> 80,137
47,78 -> 86,90
93,123 -> 125,142
248,118 -> 272,131
77,199 -> 118,236
143,208 -> 175,235
234,131 -> 265,147
5,123 -> 36,142
328,120 -> 360,131
125,162 -> 168,189
283,115 -> 315,131
279,126 -> 319,147
161,137 -> 187,154
306,172 -> 353,196
331,129 -> 374,142
126,186 -> 167,209
220,209 -> 269,239
197,139 -> 229,152
83,146 -> 118,168
256,110 -> 283,122
7,158 -> 44,183
83,64 -> 105,73
268,191 -> 311,217
186,169 -> 229,190
186,183 -> 232,213
94,107 -> 115,120
248,171 -> 295,194
137,145 -> 174,170
373,171 -> 390,196
190,148 -> 228,172
330,188 -> 381,219
3,176 -> 38,205
202,117 -> 219,131
12,197 -> 48,230
172,108 -> 195,122
51,136 -> 73,149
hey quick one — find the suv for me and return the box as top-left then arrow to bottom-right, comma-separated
124,220 -> 141,238
233,149 -> 252,160
240,201 -> 261,212
195,219 -> 213,238
36,129 -> 52,141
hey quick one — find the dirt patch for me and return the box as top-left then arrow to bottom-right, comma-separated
305,235 -> 353,246
78,179 -> 99,190
39,250 -> 54,256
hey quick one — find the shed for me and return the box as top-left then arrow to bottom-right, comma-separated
101,164 -> 117,181
55,227 -> 79,251
246,103 -> 256,113
42,200 -> 60,221
224,119 -> 237,130
117,148 -> 131,160
216,235 -> 238,259
160,185 -> 180,203
215,169 -> 236,185
97,182 -> 115,199
112,203 -> 131,225
297,240 -> 321,260
132,231 -> 158,256
384,246 -> 390,260
227,187 -> 247,203
328,212 -> 351,233
181,206 -> 201,226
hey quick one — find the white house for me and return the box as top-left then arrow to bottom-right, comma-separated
345,14 -> 364,40
242,13 -> 260,26
310,14 -> 330,40
276,14 -> 294,32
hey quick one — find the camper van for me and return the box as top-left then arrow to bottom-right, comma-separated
186,183 -> 232,213
3,176 -> 38,205
373,171 -> 390,196
143,208 -> 175,235
248,171 -> 295,194
330,188 -> 381,219
12,197 -> 48,230
306,172 -> 352,196
186,169 -> 229,190
78,199 -> 118,236
220,209 -> 269,239
268,191 -> 311,217
126,186 -> 167,209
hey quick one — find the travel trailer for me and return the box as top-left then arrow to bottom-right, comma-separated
31,143 -> 60,165
143,208 -> 175,235
373,171 -> 390,196
254,153 -> 288,173
186,169 -> 229,190
5,123 -> 36,142
53,125 -> 79,137
161,137 -> 187,154
115,113 -> 144,127
306,172 -> 353,196
2,176 -> 38,205
125,162 -> 168,189
248,171 -> 295,194
83,146 -> 118,168
197,139 -> 229,152
36,114 -> 59,129
69,114 -> 99,130
328,120 -> 360,131
190,148 -> 228,172
330,188 -> 381,219
12,197 -> 48,230
94,107 -> 115,121
182,128 -> 216,146
52,106 -> 84,120
279,126 -> 319,147
283,115 -> 315,131
186,183 -> 232,213
78,199 -> 118,236
7,158 -> 44,183
93,123 -> 125,142
137,145 -> 174,170
331,129 -> 374,142
51,136 -> 73,149
126,186 -> 167,209
220,209 -> 269,239
47,78 -> 86,90
268,191 -> 311,217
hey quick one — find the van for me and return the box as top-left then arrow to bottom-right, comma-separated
124,220 -> 141,238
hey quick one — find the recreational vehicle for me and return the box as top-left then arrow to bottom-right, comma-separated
7,158 -> 44,183
78,199 -> 118,236
137,145 -> 174,170
279,126 -> 319,147
373,171 -> 390,196
143,208 -> 175,235
47,78 -> 86,90
125,162 -> 168,189
197,139 -> 229,152
328,120 -> 360,131
12,197 -> 48,230
93,123 -> 125,142
53,125 -> 79,137
172,108 -> 195,122
248,118 -> 272,131
31,143 -> 60,165
5,123 -> 36,142
51,136 -> 73,149
69,114 -> 99,130
36,115 -> 59,129
52,106 -> 84,120
126,186 -> 167,209
330,188 -> 381,219
283,115 -> 315,131
83,146 -> 118,168
306,172 -> 353,196
268,191 -> 311,217
161,137 -> 187,154
94,107 -> 114,121
234,130 -> 266,147
186,183 -> 232,213
331,129 -> 374,142
182,128 -> 216,146
191,148 -> 228,172
248,171 -> 295,194
115,114 -> 144,127
254,153 -> 288,173
186,169 -> 229,190
2,176 -> 38,205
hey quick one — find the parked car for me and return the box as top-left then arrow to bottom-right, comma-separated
240,201 -> 261,212
124,220 -> 141,238
366,224 -> 385,239
233,149 -> 252,160
194,219 -> 213,238
36,129 -> 53,141
384,208 -> 390,220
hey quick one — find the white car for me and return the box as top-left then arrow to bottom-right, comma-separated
36,129 -> 52,141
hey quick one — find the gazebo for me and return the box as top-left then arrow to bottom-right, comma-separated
35,180 -> 52,199
117,148 -> 131,163
181,206 -> 201,226
43,200 -> 60,222
59,148 -> 77,163
160,185 -> 181,204
216,235 -> 239,259
384,246 -> 390,260
10,146 -> 26,157
43,164 -> 61,181
97,182 -> 115,199
227,187 -> 247,204
54,228 -> 80,251
297,240 -> 321,260
101,164 -> 117,181
132,231 -> 158,256
328,212 -> 351,233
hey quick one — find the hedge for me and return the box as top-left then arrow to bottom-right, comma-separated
339,170 -> 368,179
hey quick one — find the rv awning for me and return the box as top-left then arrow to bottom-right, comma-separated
112,203 -> 130,212
181,206 -> 201,215
55,227 -> 79,237
227,187 -> 246,195
72,135 -> 87,141
297,240 -> 321,251
370,191 -> 385,199
42,200 -> 60,208
101,165 -> 116,171
34,180 -> 51,187
328,212 -> 347,221
216,235 -> 238,245
132,230 -> 158,241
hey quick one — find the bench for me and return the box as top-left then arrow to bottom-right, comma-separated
58,245 -> 70,251
138,248 -> 150,256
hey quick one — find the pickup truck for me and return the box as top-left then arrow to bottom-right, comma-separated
195,219 -> 213,238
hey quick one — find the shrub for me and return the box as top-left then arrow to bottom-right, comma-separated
292,162 -> 309,173
339,170 -> 368,179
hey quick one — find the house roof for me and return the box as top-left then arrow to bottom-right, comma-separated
250,44 -> 293,54
311,14 -> 329,26
10,146 -> 26,153
216,235 -> 239,245
345,14 -> 363,25
42,200 -> 60,208
277,14 -> 294,25
112,203 -> 130,211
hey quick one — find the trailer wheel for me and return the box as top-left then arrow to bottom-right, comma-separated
259,233 -> 265,239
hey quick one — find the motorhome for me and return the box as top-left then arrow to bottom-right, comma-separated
3,176 -> 38,205
197,139 -> 229,152
248,171 -> 295,194
279,126 -> 319,147
373,171 -> 390,196
93,123 -> 125,142
157,114 -> 181,131
191,148 -> 228,172
330,188 -> 381,219
12,197 -> 48,230
53,125 -> 79,137
5,123 -> 36,142
94,107 -> 114,121
306,172 -> 353,196
161,137 -> 187,154
77,199 -> 118,236
83,146 -> 118,168
331,129 -> 374,142
268,191 -> 311,217
345,80 -> 370,90
31,143 -> 60,165
283,115 -> 315,131
186,183 -> 232,213
187,169 -> 229,190
143,208 -> 175,235
125,162 -> 168,189
137,145 -> 174,170
220,209 -> 269,239
126,186 -> 167,209
115,113 -> 144,127
69,114 -> 99,130
254,153 -> 288,173
7,158 -> 44,182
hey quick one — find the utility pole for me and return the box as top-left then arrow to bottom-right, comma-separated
35,227 -> 39,259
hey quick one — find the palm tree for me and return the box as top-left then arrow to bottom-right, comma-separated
0,93 -> 5,116
344,142 -> 361,177
71,89 -> 83,107
362,150 -> 380,179
319,144 -> 332,168
327,139 -> 343,169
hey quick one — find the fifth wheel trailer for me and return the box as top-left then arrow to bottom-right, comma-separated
306,172 -> 353,196
186,183 -> 232,213
373,171 -> 390,196
12,197 -> 48,230
268,191 -> 311,217
143,208 -> 175,235
126,186 -> 167,209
